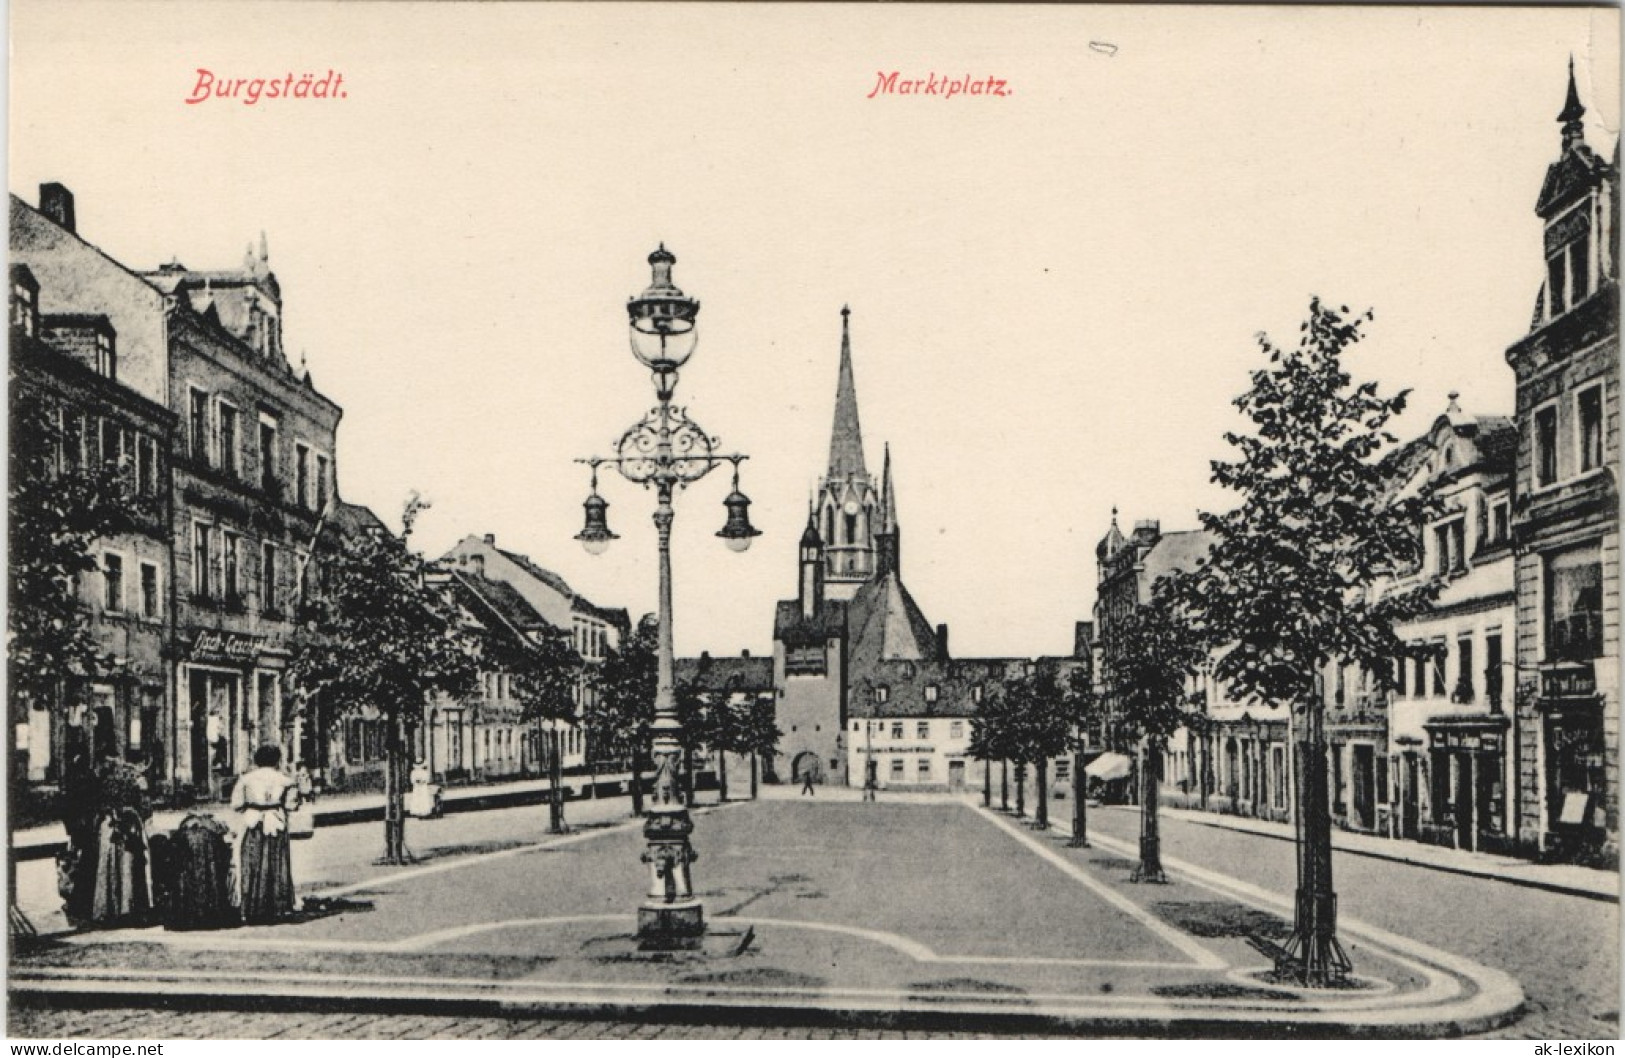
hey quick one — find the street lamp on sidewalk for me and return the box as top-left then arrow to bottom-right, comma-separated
574,246 -> 760,950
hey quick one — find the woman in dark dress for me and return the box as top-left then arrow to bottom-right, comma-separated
232,744 -> 301,923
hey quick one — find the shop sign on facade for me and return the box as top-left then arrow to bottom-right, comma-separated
190,630 -> 266,662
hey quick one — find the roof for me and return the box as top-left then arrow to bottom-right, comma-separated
826,307 -> 869,481
847,571 -> 939,666
332,501 -> 388,536
1141,529 -> 1212,591
774,598 -> 847,646
675,654 -> 775,694
453,571 -> 550,638
497,546 -> 628,628
851,656 -> 1029,719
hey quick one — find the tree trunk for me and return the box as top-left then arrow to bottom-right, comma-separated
1281,703 -> 1349,986
382,714 -> 408,864
1070,746 -> 1088,847
548,727 -> 565,834
1133,739 -> 1166,883
1035,758 -> 1049,829
750,752 -> 759,799
719,749 -> 729,803
983,757 -> 992,808
1015,762 -> 1027,818
628,745 -> 645,817
1000,759 -> 1009,811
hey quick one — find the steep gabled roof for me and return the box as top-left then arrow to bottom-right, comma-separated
496,546 -> 628,628
826,306 -> 868,481
847,571 -> 938,665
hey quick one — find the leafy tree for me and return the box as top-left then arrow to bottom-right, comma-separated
584,615 -> 657,816
736,694 -> 782,799
1179,299 -> 1440,983
1105,584 -> 1206,883
8,385 -> 139,934
289,502 -> 478,863
1055,664 -> 1101,847
969,682 -> 1015,810
1002,668 -> 1074,829
507,626 -> 582,834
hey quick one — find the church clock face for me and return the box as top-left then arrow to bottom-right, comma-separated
843,500 -> 859,516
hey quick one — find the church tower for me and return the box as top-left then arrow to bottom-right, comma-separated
818,307 -> 881,600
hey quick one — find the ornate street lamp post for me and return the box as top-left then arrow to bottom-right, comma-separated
575,246 -> 760,950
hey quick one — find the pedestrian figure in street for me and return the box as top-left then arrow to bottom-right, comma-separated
232,744 -> 301,924
800,770 -> 816,796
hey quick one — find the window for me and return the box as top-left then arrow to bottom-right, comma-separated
1485,632 -> 1504,712
1548,252 -> 1567,316
1430,642 -> 1447,698
223,532 -> 240,602
1056,759 -> 1070,779
874,685 -> 889,704
102,553 -> 123,612
11,278 -> 35,336
139,562 -> 159,619
218,402 -> 239,477
61,410 -> 82,471
261,542 -> 278,614
1488,500 -> 1509,546
137,436 -> 157,496
295,443 -> 311,508
95,332 -> 115,379
949,721 -> 964,739
1535,404 -> 1558,488
916,721 -> 929,740
1434,519 -> 1465,575
972,684 -> 983,703
259,415 -> 279,493
891,722 -> 904,740
189,388 -> 210,465
1455,636 -> 1474,703
918,758 -> 932,780
1578,386 -> 1604,473
100,418 -> 122,469
1570,232 -> 1592,304
889,758 -> 904,779
316,454 -> 330,512
1412,652 -> 1427,698
924,684 -> 939,703
192,523 -> 214,597
1546,548 -> 1603,662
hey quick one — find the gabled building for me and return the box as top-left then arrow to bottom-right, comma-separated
1505,68 -> 1620,866
442,533 -> 628,771
8,260 -> 175,792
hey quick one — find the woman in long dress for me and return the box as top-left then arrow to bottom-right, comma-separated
232,744 -> 301,923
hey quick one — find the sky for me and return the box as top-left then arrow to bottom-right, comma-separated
9,2 -> 1620,660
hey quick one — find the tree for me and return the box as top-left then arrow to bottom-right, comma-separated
1106,584 -> 1206,883
507,626 -> 582,834
1179,299 -> 1440,984
7,385 -> 137,934
1056,665 -> 1100,847
969,683 -> 1014,811
584,615 -> 657,817
289,501 -> 478,864
737,694 -> 781,799
1000,668 -> 1075,830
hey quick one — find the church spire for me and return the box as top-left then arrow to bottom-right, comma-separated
827,306 -> 868,480
880,443 -> 896,533
1560,56 -> 1587,150
876,443 -> 901,578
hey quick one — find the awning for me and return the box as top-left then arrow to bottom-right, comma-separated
1085,751 -> 1132,780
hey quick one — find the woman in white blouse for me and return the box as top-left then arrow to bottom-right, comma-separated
231,744 -> 301,923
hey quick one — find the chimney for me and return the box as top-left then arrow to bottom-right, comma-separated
39,184 -> 75,233
483,533 -> 496,545
741,649 -> 750,658
1132,519 -> 1161,546
936,624 -> 950,661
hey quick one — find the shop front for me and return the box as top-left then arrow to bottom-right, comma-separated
1422,715 -> 1511,853
176,628 -> 289,800
1539,693 -> 1609,863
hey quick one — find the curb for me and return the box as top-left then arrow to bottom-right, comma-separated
1160,809 -> 1619,904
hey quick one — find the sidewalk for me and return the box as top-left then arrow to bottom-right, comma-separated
1153,803 -> 1619,902
11,770 -> 644,861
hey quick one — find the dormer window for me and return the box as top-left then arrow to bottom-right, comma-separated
874,685 -> 889,704
1544,206 -> 1595,321
1433,518 -> 1466,575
